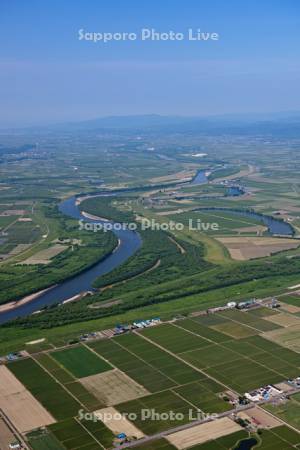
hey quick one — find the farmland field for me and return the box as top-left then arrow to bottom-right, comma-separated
88,338 -> 178,392
8,358 -> 82,421
186,426 -> 300,449
140,323 -> 210,353
166,418 -> 243,449
80,369 -> 149,405
217,309 -> 282,332
183,430 -> 248,449
133,439 -> 177,450
27,429 -> 66,450
264,393 -> 300,431
32,352 -> 105,411
4,291 -> 300,448
211,321 -> 258,338
49,417 -> 114,449
116,390 -> 197,434
51,345 -> 113,378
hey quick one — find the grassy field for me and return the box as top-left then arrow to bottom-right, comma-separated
26,429 -> 66,450
264,393 -> 300,432
51,346 -> 112,378
2,267 -> 300,356
256,425 -> 300,449
280,294 -> 300,306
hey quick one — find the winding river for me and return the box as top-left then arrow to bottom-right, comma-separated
0,197 -> 141,324
194,207 -> 294,236
0,170 -> 294,323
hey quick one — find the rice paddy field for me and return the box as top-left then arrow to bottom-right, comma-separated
3,308 -> 300,449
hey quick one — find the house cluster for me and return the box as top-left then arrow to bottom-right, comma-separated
79,318 -> 161,342
206,304 -> 235,314
79,329 -> 116,342
236,299 -> 258,310
9,442 -> 22,450
114,318 -> 161,334
287,376 -> 300,388
0,351 -> 26,364
244,385 -> 283,402
206,298 -> 266,314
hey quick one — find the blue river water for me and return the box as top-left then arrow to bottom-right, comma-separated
196,207 -> 294,236
0,169 -> 294,323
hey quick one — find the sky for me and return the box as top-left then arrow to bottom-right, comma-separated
0,0 -> 300,127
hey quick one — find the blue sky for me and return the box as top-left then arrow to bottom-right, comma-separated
0,0 -> 300,126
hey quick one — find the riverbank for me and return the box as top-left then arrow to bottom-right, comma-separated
0,286 -> 56,313
81,211 -> 110,221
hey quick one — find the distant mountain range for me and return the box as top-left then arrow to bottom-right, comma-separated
4,112 -> 300,137
50,111 -> 300,129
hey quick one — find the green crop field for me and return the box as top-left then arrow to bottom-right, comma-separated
116,315 -> 300,393
187,430 -> 248,449
257,426 -> 300,449
8,358 -> 82,420
212,321 -> 259,338
33,352 -> 104,410
5,278 -> 300,447
141,323 -> 210,353
280,295 -> 300,307
88,338 -> 178,392
217,310 -> 282,332
116,390 -> 196,434
173,379 -> 232,413
174,319 -> 232,343
133,439 -> 177,450
26,430 -> 66,450
51,345 -> 113,378
48,417 -> 114,450
114,333 -> 202,384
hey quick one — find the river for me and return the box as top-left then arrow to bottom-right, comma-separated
195,207 -> 294,236
0,170 -> 294,323
0,197 -> 141,324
